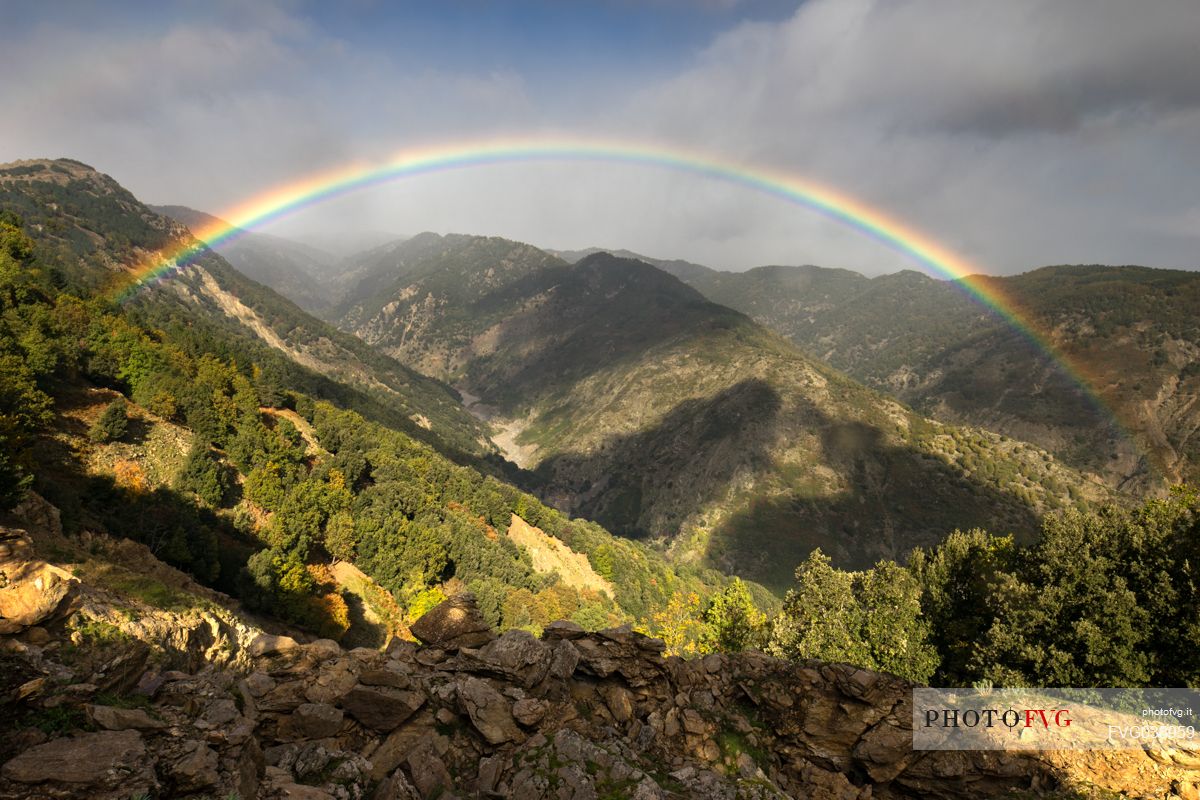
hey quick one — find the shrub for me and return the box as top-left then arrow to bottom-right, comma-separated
89,398 -> 128,443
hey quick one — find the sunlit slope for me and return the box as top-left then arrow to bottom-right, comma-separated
338,237 -> 1110,588
657,258 -> 1200,492
0,158 -> 497,461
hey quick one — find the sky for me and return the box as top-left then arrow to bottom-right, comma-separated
2,0 -> 1199,275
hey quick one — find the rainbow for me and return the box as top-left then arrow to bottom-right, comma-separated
116,136 -> 1116,426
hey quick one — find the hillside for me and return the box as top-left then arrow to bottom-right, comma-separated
335,235 -> 1112,589
0,193 -> 744,652
0,159 -> 497,462
651,257 -> 1200,493
151,204 -> 335,314
331,231 -> 572,380
6,503 -> 1193,799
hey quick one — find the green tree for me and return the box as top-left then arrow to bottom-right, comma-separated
0,353 -> 53,508
767,550 -> 937,683
700,578 -> 765,653
909,529 -> 1017,685
324,510 -> 357,562
174,443 -> 232,506
89,397 -> 129,443
973,508 -> 1153,687
767,549 -> 868,667
0,433 -> 32,510
858,561 -> 938,683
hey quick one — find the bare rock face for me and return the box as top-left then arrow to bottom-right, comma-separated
409,592 -> 495,650
459,676 -> 524,745
1,730 -> 147,786
0,529 -> 78,635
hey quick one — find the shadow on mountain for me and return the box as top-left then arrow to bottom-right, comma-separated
537,375 -> 1046,595
467,256 -> 755,412
31,402 -> 257,599
535,378 -> 783,541
706,398 -> 1044,593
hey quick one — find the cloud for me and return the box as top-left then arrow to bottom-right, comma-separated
613,0 -> 1200,272
0,0 -> 1196,275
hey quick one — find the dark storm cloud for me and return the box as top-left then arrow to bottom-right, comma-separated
623,0 -> 1200,272
0,0 -> 1196,274
839,1 -> 1200,136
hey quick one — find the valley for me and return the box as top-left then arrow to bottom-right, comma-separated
0,158 -> 1194,781
4,5 -> 1198,798
591,252 -> 1200,494
314,232 -> 1113,588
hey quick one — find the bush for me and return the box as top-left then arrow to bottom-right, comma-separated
174,444 -> 233,506
89,398 -> 128,443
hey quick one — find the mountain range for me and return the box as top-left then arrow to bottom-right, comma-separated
321,233 -> 1112,589
15,163 -> 1191,594
2,158 -> 1198,791
562,250 -> 1200,494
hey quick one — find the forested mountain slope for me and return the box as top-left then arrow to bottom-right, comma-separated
651,256 -> 1200,493
0,159 -> 496,462
0,179 -> 740,653
336,235 -> 1111,589
151,204 -> 335,315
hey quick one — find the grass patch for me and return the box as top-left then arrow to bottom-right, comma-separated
716,730 -> 768,772
103,573 -> 190,610
24,705 -> 92,736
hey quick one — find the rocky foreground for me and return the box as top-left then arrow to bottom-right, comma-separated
3,505 -> 1200,799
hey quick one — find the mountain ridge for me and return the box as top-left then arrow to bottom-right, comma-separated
643,254 -> 1200,491
333,234 -> 1113,588
0,158 -> 499,463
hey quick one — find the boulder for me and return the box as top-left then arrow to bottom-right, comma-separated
86,704 -> 167,731
548,639 -> 580,679
410,593 -> 494,650
572,629 -> 667,687
542,619 -> 586,640
366,715 -> 438,782
0,530 -> 78,634
1,730 -> 145,784
95,640 -> 152,695
601,683 -> 635,724
459,677 -> 523,745
248,632 -> 300,658
278,702 -> 345,741
242,671 -> 276,697
341,684 -> 426,732
307,638 -> 342,661
167,741 -> 220,791
512,697 -> 548,727
406,739 -> 453,799
461,629 -> 551,688
304,657 -> 359,704
374,767 -> 422,800
359,667 -> 412,689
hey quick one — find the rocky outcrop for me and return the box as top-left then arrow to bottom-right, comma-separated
1,730 -> 150,789
408,591 -> 495,650
0,529 -> 78,635
3,592 -> 1199,799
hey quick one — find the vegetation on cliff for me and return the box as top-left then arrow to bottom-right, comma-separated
0,209 -> 732,645
657,257 -> 1200,491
